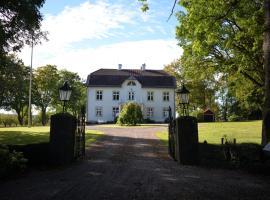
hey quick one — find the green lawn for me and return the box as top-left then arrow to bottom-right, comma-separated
0,126 -> 103,145
156,121 -> 262,145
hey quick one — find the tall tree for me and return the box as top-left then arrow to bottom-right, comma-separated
0,0 -> 45,55
262,0 -> 270,145
175,0 -> 268,139
33,65 -> 59,126
141,0 -> 269,141
2,55 -> 30,125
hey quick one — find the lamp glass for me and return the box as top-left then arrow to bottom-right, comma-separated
176,85 -> 190,104
59,81 -> 72,101
180,93 -> 189,104
59,90 -> 72,101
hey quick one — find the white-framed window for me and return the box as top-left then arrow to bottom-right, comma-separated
96,90 -> 103,101
128,91 -> 135,100
112,107 -> 119,117
146,107 -> 153,118
163,107 -> 169,118
113,91 -> 120,101
147,91 -> 154,101
163,92 -> 169,101
95,107 -> 103,117
127,81 -> 136,86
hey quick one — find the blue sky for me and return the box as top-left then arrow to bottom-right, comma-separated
19,0 -> 183,79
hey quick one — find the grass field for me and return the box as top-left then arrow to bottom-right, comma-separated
0,126 -> 103,146
0,121 -> 262,145
156,121 -> 262,145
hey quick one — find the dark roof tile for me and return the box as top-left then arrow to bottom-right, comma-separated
87,69 -> 176,88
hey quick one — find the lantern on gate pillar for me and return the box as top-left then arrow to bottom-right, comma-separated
59,81 -> 72,112
176,84 -> 190,116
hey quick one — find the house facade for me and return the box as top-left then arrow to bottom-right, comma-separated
86,65 -> 176,123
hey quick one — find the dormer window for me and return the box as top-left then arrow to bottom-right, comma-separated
127,81 -> 136,86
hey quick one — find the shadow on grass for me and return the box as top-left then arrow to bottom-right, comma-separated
198,142 -> 270,175
0,131 -> 49,145
85,133 -> 103,147
5,131 -> 270,177
7,133 -> 103,167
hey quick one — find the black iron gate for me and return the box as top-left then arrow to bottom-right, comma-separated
168,106 -> 176,160
75,106 -> 86,159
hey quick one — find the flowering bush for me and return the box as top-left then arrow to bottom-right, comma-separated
117,102 -> 143,126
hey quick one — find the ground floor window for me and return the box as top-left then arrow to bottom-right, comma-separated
112,107 -> 119,117
146,107 -> 153,118
95,107 -> 103,117
163,107 -> 169,118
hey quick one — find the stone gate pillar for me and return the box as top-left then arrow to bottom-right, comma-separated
175,116 -> 199,165
49,113 -> 77,165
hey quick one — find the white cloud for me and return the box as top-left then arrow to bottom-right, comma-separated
18,1 -> 182,79
21,39 -> 182,79
19,1 -> 136,61
43,1 -> 135,47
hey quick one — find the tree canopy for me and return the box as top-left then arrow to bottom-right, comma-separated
0,54 -> 86,125
0,0 -> 45,54
141,0 -> 270,143
175,0 -> 270,143
176,0 -> 264,87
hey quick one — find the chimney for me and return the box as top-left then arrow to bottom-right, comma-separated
118,64 -> 122,70
141,63 -> 146,70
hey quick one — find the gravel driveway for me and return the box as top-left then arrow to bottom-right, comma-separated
0,125 -> 270,200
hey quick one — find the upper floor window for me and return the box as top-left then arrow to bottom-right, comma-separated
127,81 -> 136,86
128,91 -> 135,100
96,90 -> 103,101
146,107 -> 154,118
113,91 -> 119,101
163,92 -> 169,101
147,91 -> 154,101
95,107 -> 103,117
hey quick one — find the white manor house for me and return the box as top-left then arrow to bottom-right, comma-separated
86,64 -> 176,123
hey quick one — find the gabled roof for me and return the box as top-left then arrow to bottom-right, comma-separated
203,109 -> 215,115
86,69 -> 176,88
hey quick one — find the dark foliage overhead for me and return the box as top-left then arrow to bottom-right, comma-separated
0,0 -> 45,54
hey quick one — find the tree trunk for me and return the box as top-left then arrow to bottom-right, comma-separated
17,113 -> 24,126
262,0 -> 270,145
224,97 -> 228,121
41,107 -> 47,126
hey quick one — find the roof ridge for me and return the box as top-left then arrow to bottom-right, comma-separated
90,68 -> 172,77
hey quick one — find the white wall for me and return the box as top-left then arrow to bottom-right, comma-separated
87,79 -> 175,123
